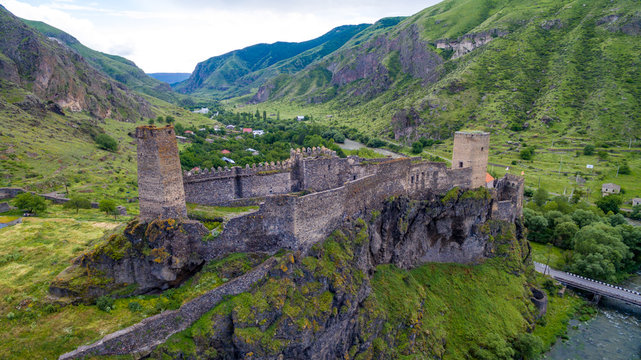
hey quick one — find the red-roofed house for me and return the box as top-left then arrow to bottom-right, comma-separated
242,128 -> 252,133
221,149 -> 231,154
486,173 -> 495,188
184,130 -> 194,135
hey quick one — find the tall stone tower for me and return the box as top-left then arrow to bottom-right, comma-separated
452,131 -> 490,188
135,125 -> 187,221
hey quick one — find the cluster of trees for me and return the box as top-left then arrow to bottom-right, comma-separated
411,138 -> 443,154
524,190 -> 641,282
176,113 -> 354,170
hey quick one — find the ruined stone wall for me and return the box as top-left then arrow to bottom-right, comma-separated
452,131 -> 490,188
136,125 -> 187,221
239,172 -> 292,198
492,174 -> 525,223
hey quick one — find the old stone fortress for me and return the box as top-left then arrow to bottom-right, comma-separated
135,125 -> 523,257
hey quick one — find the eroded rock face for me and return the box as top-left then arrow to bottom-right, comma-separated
434,29 -> 508,59
49,218 -> 209,302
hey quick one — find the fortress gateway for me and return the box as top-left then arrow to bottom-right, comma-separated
136,126 -> 523,256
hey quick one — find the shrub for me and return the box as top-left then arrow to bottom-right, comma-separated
14,192 -> 47,214
618,163 -> 631,175
597,150 -> 608,160
96,296 -> 115,312
519,147 -> 535,160
366,138 -> 387,148
128,301 -> 143,313
513,333 -> 543,360
583,145 -> 595,155
95,133 -> 118,152
411,141 -> 424,154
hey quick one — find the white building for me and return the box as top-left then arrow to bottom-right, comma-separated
192,107 -> 210,114
252,130 -> 265,136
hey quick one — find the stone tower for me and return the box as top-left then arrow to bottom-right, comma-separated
135,125 -> 187,221
452,131 -> 490,188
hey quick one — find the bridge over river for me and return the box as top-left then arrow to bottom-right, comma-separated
534,262 -> 641,306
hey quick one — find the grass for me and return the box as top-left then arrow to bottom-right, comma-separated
0,204 -> 262,359
530,242 -> 568,269
186,203 -> 259,221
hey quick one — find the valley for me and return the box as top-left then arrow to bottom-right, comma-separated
0,0 -> 640,358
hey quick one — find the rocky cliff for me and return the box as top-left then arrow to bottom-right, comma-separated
148,188 -> 536,359
0,5 -> 152,120
50,219 -> 209,302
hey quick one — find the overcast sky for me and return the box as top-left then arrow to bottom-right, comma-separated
4,0 -> 441,73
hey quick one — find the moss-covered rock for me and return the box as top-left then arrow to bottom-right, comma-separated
49,218 -> 209,303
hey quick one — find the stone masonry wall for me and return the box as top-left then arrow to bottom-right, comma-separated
136,126 -> 187,221
452,131 -> 490,188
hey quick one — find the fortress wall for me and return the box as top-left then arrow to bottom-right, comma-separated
206,195 -> 297,260
293,186 -> 347,247
184,176 -> 236,206
301,157 -> 351,191
239,171 -> 292,198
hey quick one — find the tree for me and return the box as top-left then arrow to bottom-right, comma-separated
411,141 -> 424,154
148,118 -> 155,125
63,195 -> 92,214
519,147 -> 535,160
569,222 -> 632,281
14,193 -> 47,214
95,133 -> 118,152
99,199 -> 117,219
255,109 -> 261,119
554,222 -> 578,249
262,111 -> 267,121
571,209 -> 601,228
165,116 -> 175,124
533,188 -> 548,207
595,195 -> 622,214
583,144 -> 595,155
631,205 -> 641,220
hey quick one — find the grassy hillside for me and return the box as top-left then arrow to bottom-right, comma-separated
22,19 -> 181,104
0,84 -> 217,200
173,23 -> 375,99
253,0 -> 641,144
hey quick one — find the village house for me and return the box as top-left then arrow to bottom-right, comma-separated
252,130 -> 265,136
221,149 -> 231,154
633,198 -> 641,207
602,183 -> 621,196
184,130 -> 194,136
225,125 -> 235,130
192,107 -> 210,114
242,128 -> 253,133
221,157 -> 235,164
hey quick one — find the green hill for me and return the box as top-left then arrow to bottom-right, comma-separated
251,0 -> 641,144
22,19 -> 181,104
172,23 -> 383,99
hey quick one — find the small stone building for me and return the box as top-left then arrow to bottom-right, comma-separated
601,183 -> 621,196
633,198 -> 641,207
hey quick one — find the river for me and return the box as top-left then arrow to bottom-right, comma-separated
546,271 -> 641,359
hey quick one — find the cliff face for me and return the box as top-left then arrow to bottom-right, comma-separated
0,5 -> 152,120
151,188 -> 534,359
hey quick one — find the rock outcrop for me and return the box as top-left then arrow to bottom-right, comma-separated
434,29 -> 508,59
147,189 -> 535,359
49,218 -> 209,302
0,5 -> 152,120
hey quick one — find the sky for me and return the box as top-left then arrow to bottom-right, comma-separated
3,0 -> 441,73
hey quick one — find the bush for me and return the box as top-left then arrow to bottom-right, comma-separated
519,147 -> 535,160
411,141 -> 424,154
513,333 -> 543,360
597,150 -> 608,160
128,301 -> 142,313
366,138 -> 387,148
14,192 -> 47,214
533,188 -> 548,207
631,205 -> 641,221
619,163 -> 631,175
96,296 -> 115,312
95,133 -> 118,152
583,145 -> 595,155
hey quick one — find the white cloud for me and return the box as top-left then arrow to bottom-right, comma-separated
3,0 -> 439,73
